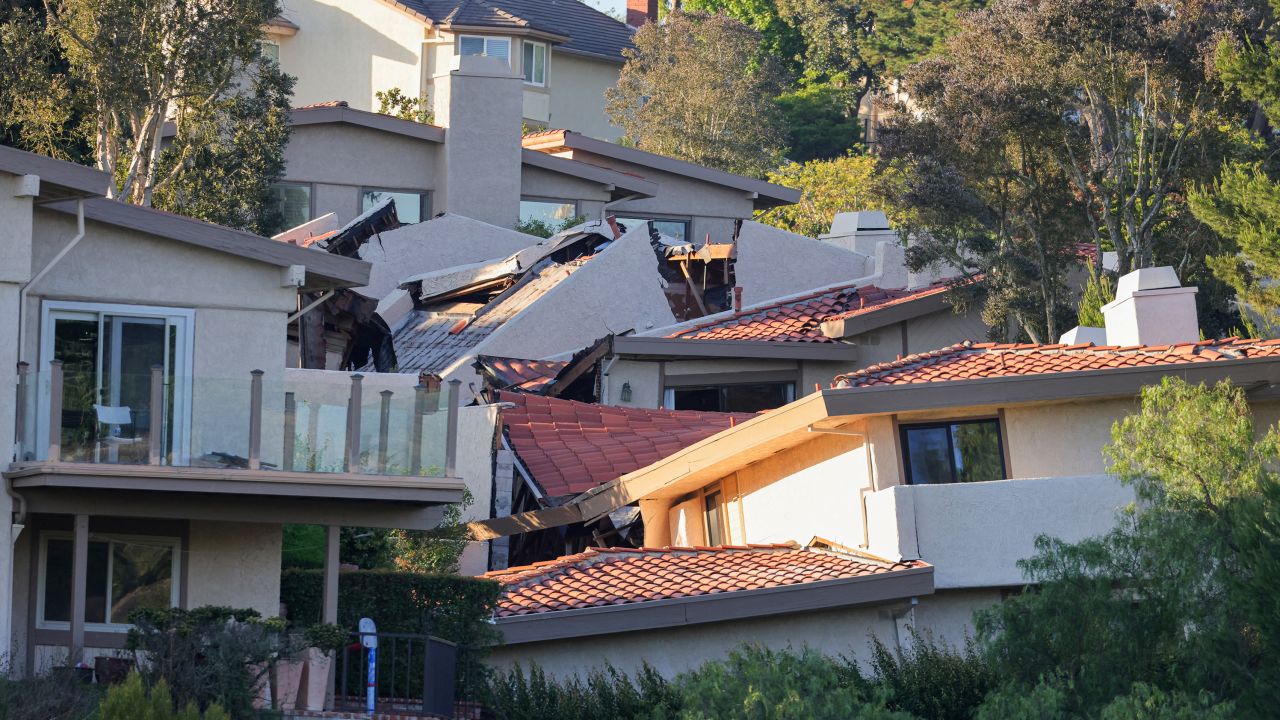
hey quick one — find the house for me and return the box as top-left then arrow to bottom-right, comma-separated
265,0 -> 641,139
473,265 -> 1280,679
0,145 -> 469,675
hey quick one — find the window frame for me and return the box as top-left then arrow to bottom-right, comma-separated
519,197 -> 579,226
614,216 -> 693,242
898,417 -> 1007,485
36,531 -> 182,633
522,40 -> 547,86
701,484 -> 727,546
270,181 -> 314,231
458,34 -> 512,66
360,187 -> 432,224
663,380 -> 796,413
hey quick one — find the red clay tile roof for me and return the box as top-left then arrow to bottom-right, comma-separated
295,100 -> 349,109
477,356 -> 568,393
832,338 -> 1280,388
501,392 -> 753,497
483,544 -> 928,617
666,281 -> 953,343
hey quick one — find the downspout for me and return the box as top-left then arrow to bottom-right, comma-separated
17,199 -> 86,364
599,355 -> 619,404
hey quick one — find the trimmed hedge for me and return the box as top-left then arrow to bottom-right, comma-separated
280,569 -> 500,698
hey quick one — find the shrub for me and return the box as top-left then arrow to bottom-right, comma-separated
867,634 -> 997,720
98,673 -> 230,720
127,605 -> 293,717
1098,683 -> 1236,720
484,663 -> 677,720
279,569 -> 500,698
974,679 -> 1071,720
0,670 -> 102,720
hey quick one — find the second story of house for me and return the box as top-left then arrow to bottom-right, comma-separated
267,0 -> 636,140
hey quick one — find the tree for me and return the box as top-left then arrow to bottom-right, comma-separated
390,490 -> 473,574
977,378 -> 1280,716
376,87 -> 433,125
761,153 -> 908,239
606,11 -> 787,177
0,0 -> 293,231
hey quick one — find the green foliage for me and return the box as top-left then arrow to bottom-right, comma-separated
867,634 -> 996,720
516,215 -> 586,239
390,488 -> 475,574
302,623 -> 349,656
1076,267 -> 1114,329
762,154 -> 908,239
607,11 -> 788,178
98,673 -> 230,720
1097,682 -> 1236,720
973,679 -> 1071,720
484,663 -> 679,720
279,569 -> 500,698
376,87 -> 433,125
126,606 -> 293,718
281,525 -> 325,570
776,82 -> 863,162
0,669 -> 102,720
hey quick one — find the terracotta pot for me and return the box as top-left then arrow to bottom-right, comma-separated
274,658 -> 306,710
298,647 -> 333,712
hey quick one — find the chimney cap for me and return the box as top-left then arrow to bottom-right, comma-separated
1114,266 -> 1183,299
828,210 -> 890,236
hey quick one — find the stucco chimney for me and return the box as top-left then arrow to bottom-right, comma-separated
1101,266 -> 1199,347
627,0 -> 657,27
431,54 -> 522,228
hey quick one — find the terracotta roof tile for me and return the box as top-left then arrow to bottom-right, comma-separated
831,338 -> 1280,388
501,392 -> 753,497
476,355 -> 568,393
667,281 -> 956,343
483,545 -> 927,617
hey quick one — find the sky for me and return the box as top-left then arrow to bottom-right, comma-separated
584,0 -> 628,21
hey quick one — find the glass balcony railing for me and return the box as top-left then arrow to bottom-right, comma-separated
12,363 -> 457,477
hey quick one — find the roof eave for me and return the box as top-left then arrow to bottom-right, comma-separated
521,149 -> 657,199
290,106 -> 445,143
442,23 -> 570,44
821,292 -> 953,339
551,45 -> 628,65
612,335 -> 861,362
0,145 -> 111,200
494,564 -> 933,645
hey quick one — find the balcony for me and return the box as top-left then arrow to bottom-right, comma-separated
11,361 -> 460,489
863,475 -> 1136,588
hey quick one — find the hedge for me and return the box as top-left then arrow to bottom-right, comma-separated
280,569 -> 501,698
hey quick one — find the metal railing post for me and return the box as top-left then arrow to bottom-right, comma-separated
149,365 -> 164,465
47,360 -> 63,463
377,389 -> 392,474
283,391 -> 296,472
14,361 -> 29,460
248,370 -> 264,471
345,374 -> 363,472
445,379 -> 460,477
410,384 -> 425,476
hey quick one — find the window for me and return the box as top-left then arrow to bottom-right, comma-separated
900,419 -> 1006,485
522,41 -> 547,85
38,302 -> 194,464
703,488 -> 725,546
459,35 -> 511,65
259,41 -> 280,63
270,182 -> 312,231
616,217 -> 691,242
38,532 -> 180,630
362,189 -> 430,225
520,199 -> 577,226
665,382 -> 795,413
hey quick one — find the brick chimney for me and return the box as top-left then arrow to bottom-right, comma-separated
1102,266 -> 1199,346
627,0 -> 657,27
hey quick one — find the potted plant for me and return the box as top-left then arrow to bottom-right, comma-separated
298,623 -> 349,711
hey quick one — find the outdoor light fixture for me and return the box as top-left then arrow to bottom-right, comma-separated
620,382 -> 633,402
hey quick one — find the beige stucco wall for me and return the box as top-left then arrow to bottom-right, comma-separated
277,0 -> 426,111
186,521 -> 283,617
456,404 -> 499,575
0,176 -> 30,665
486,588 -> 998,680
544,53 -> 623,140
1003,399 -> 1135,478
519,164 -> 612,216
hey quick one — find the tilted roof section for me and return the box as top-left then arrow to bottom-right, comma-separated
501,391 -> 753,497
401,0 -> 633,62
290,102 -> 445,143
666,281 -> 954,343
522,130 -> 801,208
0,144 -> 111,200
475,355 -> 568,393
483,544 -> 928,617
832,338 -> 1280,388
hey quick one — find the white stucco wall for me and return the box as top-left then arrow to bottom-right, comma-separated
733,223 -> 873,307
186,521 -> 283,617
486,588 -> 998,680
0,175 -> 30,665
277,0 -> 426,111
456,404 -> 499,575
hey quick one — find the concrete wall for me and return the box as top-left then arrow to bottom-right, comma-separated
186,521 -> 283,617
545,53 -> 623,140
277,0 -> 426,111
456,404 -> 498,576
865,475 -> 1136,588
734,223 -> 873,307
486,588 -> 998,680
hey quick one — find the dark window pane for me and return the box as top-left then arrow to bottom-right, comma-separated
270,183 -> 311,230
363,190 -> 427,224
904,426 -> 952,484
110,541 -> 173,623
704,491 -> 724,546
53,318 -> 100,458
721,383 -> 791,413
43,539 -> 72,623
953,422 -> 1004,483
672,387 -> 720,412
616,217 -> 690,242
85,541 -> 109,624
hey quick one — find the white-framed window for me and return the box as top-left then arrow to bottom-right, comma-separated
259,40 -> 280,63
362,188 -> 431,224
37,531 -> 181,632
270,182 -> 313,232
522,40 -> 547,85
459,35 -> 511,65
37,301 -> 195,464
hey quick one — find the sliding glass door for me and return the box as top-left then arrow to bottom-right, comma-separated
38,302 -> 194,464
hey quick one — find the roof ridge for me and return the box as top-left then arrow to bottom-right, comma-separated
485,542 -> 805,588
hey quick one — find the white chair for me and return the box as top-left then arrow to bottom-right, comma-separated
93,404 -> 137,462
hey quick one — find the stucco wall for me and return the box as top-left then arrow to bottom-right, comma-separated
278,0 -> 426,111
186,521 -> 283,617
1003,400 -> 1136,478
456,404 -> 499,576
545,53 -> 623,141
486,588 -> 998,680
520,165 -> 612,208
734,223 -> 873,307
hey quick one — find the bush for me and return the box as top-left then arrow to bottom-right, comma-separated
974,679 -> 1071,720
484,663 -> 678,720
98,673 -> 230,720
0,670 -> 102,720
279,569 -> 500,698
127,606 -> 293,718
867,634 -> 997,720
